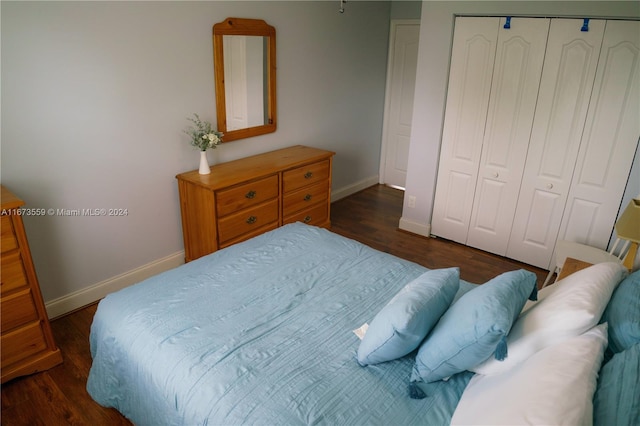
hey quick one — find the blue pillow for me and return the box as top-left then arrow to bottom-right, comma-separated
600,270 -> 640,354
593,343 -> 640,426
357,268 -> 460,366
411,269 -> 537,383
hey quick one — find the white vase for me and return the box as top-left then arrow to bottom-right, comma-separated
198,151 -> 210,175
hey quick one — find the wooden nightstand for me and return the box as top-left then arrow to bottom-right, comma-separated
557,257 -> 594,281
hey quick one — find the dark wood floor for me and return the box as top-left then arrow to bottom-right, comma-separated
330,185 -> 547,285
0,184 -> 547,425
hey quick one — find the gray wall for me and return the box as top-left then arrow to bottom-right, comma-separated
1,1 -> 392,306
391,0 -> 422,19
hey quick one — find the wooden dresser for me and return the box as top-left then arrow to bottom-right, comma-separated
177,145 -> 335,262
1,185 -> 62,383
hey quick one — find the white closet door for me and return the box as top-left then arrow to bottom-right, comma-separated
507,19 -> 606,268
557,20 -> 640,252
466,18 -> 550,255
431,17 -> 499,244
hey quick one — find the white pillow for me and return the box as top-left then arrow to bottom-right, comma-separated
472,262 -> 626,375
451,324 -> 608,426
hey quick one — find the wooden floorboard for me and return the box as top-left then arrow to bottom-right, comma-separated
330,185 -> 547,286
0,184 -> 547,425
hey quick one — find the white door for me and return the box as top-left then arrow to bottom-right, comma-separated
224,36 -> 249,131
556,20 -> 640,255
466,18 -> 550,255
431,17 -> 500,244
380,21 -> 420,189
245,36 -> 265,128
507,19 -> 606,268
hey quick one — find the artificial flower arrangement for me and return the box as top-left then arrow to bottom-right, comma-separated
184,113 -> 223,151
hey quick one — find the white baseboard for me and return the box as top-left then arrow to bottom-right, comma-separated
45,251 -> 185,319
399,217 -> 431,237
331,175 -> 379,202
46,177 -> 381,319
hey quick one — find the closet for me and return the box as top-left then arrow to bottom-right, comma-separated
431,17 -> 639,270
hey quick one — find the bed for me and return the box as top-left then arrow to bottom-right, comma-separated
87,223 -> 640,425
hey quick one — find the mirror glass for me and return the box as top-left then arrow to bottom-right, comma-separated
223,35 -> 268,130
213,18 -> 276,142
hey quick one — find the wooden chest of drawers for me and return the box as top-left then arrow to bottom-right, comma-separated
1,186 -> 62,383
177,145 -> 335,262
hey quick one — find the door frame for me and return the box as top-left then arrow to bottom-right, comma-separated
379,19 -> 420,189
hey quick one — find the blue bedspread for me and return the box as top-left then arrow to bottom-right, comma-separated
87,223 -> 474,425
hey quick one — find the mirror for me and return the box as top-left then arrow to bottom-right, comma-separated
213,18 -> 276,142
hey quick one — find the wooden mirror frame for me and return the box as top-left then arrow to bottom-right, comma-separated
213,18 -> 277,142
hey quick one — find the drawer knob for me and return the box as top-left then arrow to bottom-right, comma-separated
304,215 -> 312,223
245,190 -> 257,199
304,194 -> 312,201
246,216 -> 257,224
304,171 -> 313,179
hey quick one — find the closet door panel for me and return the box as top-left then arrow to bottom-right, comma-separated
467,18 -> 550,255
519,189 -> 564,247
559,20 -> 640,248
431,17 -> 500,243
507,19 -> 605,268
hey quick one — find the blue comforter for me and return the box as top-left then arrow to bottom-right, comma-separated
87,223 -> 474,425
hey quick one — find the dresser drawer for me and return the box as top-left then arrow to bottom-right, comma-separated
1,216 -> 18,254
216,175 -> 279,217
219,222 -> 279,250
1,252 -> 29,295
283,182 -> 329,216
1,289 -> 39,332
217,199 -> 279,245
283,203 -> 329,227
283,160 -> 330,193
1,321 -> 48,369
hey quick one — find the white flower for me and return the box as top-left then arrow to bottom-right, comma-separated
185,114 -> 223,151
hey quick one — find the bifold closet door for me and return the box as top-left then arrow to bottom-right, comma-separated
465,18 -> 550,255
433,17 -> 638,270
556,20 -> 640,254
432,17 -> 550,250
507,19 -> 607,269
431,17 -> 499,244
